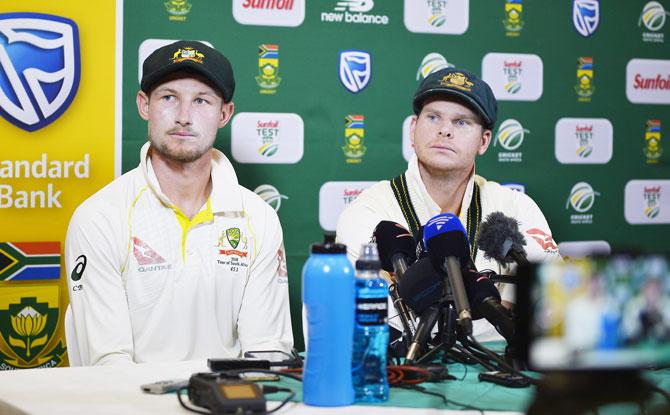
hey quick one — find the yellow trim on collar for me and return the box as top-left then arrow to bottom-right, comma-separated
171,198 -> 214,261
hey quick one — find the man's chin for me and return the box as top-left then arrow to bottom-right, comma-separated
151,142 -> 208,163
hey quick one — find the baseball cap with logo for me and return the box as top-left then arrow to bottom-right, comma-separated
141,40 -> 235,102
412,67 -> 497,129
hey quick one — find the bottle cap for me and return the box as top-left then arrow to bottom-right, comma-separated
310,242 -> 347,254
356,243 -> 381,270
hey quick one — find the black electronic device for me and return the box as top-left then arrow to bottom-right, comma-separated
478,371 -> 530,388
187,372 -> 266,415
208,358 -> 271,372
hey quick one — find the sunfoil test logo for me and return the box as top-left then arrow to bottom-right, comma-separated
566,182 -> 600,224
639,1 -> 669,42
0,13 -> 81,132
339,50 -> 371,93
320,0 -> 389,25
494,119 -> 529,162
573,0 -> 600,37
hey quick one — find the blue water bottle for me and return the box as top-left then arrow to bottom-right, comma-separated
302,241 -> 355,406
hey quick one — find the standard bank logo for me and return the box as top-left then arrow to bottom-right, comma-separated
318,181 -> 375,231
254,184 -> 288,211
339,50 -> 371,93
625,180 -> 670,224
0,13 -> 80,132
482,53 -> 543,101
555,118 -> 612,164
403,0 -> 469,35
416,53 -> 453,80
573,0 -> 600,37
494,119 -> 529,162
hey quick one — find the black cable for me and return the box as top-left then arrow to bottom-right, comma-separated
176,387 -> 211,415
650,385 -> 670,404
398,384 -> 485,414
452,344 -> 497,372
263,386 -> 296,414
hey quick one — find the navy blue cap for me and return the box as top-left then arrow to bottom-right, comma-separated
413,67 -> 497,129
141,40 -> 235,102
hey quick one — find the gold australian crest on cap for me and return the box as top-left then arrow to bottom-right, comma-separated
172,47 -> 204,64
440,72 -> 474,91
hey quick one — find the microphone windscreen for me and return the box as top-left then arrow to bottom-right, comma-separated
462,269 -> 501,305
397,257 -> 444,314
373,221 -> 417,273
476,211 -> 527,264
423,213 -> 470,268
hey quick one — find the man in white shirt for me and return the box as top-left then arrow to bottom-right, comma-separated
65,40 -> 293,365
337,67 -> 561,340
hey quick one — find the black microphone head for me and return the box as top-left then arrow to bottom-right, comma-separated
373,221 -> 417,273
397,257 -> 444,314
461,269 -> 501,319
476,211 -> 527,265
423,213 -> 471,269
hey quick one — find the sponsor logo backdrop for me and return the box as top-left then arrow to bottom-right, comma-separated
121,0 -> 670,352
0,0 -> 115,367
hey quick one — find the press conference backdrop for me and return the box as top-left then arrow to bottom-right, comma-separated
1,1 -> 669,370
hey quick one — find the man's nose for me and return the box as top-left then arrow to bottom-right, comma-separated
176,101 -> 192,125
438,122 -> 453,138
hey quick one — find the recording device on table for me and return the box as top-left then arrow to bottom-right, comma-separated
516,254 -> 670,414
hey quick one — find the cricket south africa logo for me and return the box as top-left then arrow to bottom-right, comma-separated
256,44 -> 281,94
339,50 -> 371,93
494,119 -> 529,162
566,182 -> 600,224
0,13 -> 81,132
573,0 -> 600,37
639,1 -> 668,42
416,53 -> 453,80
254,184 -> 288,211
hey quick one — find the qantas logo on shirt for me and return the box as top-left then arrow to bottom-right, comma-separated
526,228 -> 558,253
132,237 -> 172,272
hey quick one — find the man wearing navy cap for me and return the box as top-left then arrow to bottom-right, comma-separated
65,41 -> 293,365
336,67 -> 560,341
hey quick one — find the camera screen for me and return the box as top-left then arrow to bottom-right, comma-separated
528,255 -> 670,370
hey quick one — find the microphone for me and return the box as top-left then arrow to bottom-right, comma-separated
461,269 -> 514,340
397,257 -> 444,314
476,212 -> 529,267
404,305 -> 440,364
423,213 -> 473,335
372,221 -> 417,337
373,221 -> 417,278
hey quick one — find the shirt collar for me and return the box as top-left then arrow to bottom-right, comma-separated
405,154 -> 475,224
140,142 -> 243,213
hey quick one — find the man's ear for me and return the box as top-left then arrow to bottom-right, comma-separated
219,102 -> 235,128
137,90 -> 150,121
409,115 -> 418,147
478,128 -> 492,155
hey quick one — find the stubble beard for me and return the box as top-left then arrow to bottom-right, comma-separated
149,134 -> 212,163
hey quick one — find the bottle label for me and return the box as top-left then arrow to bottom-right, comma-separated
355,297 -> 387,325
